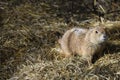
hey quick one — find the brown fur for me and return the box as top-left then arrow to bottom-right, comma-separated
59,27 -> 107,65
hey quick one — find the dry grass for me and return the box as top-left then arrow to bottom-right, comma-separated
0,1 -> 120,80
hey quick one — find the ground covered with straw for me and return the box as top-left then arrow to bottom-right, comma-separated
0,0 -> 120,80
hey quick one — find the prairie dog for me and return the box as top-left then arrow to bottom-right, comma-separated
59,27 -> 107,65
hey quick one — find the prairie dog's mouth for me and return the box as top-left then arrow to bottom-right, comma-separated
100,34 -> 108,42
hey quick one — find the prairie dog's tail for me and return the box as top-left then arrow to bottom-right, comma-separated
58,38 -> 61,44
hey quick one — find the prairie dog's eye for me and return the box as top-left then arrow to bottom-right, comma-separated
95,31 -> 98,33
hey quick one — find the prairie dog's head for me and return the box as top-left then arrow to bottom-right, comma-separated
88,27 -> 108,44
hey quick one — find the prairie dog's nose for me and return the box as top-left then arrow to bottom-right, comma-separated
103,35 -> 107,40
103,35 -> 106,38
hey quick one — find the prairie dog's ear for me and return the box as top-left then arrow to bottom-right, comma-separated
99,25 -> 107,31
103,27 -> 107,31
104,27 -> 108,32
99,23 -> 106,28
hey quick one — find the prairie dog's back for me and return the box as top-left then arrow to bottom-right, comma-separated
59,28 -> 88,56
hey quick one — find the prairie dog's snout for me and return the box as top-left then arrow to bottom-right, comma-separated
100,34 -> 107,41
103,34 -> 107,40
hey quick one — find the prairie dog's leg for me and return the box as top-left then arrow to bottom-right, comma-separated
63,51 -> 71,57
82,54 -> 92,66
81,47 -> 94,66
58,41 -> 71,57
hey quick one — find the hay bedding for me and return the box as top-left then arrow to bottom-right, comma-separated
0,0 -> 120,80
